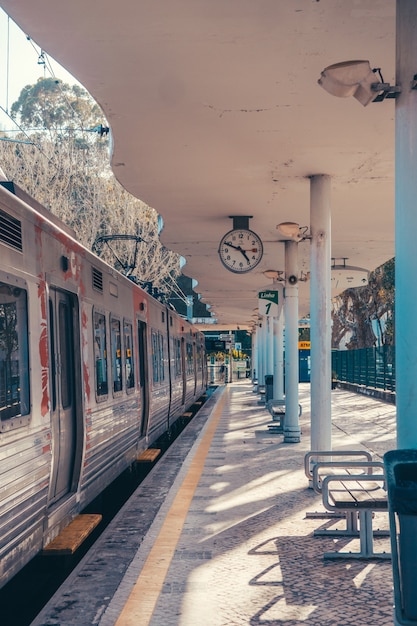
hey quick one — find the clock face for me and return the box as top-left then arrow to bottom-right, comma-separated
218,228 -> 263,273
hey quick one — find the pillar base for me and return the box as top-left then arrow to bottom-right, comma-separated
283,426 -> 301,443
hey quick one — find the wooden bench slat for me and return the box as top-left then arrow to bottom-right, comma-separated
324,475 -> 387,510
137,448 -> 161,463
42,514 -> 102,556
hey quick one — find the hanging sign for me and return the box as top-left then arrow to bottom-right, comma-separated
258,285 -> 282,317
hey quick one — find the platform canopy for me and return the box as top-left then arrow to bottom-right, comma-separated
0,1 -> 395,330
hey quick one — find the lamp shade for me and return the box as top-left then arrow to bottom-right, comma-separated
318,60 -> 376,105
276,221 -> 303,241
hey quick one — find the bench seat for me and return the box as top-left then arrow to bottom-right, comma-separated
321,473 -> 390,559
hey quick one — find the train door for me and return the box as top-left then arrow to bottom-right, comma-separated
137,320 -> 150,436
48,288 -> 80,503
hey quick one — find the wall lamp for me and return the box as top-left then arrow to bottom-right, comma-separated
318,60 -> 401,106
276,222 -> 311,242
263,269 -> 285,282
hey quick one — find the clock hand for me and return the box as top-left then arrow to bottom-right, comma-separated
239,248 -> 251,264
224,240 -> 253,264
225,241 -> 250,262
224,240 -> 240,250
224,241 -> 258,254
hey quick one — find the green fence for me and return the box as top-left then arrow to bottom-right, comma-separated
332,345 -> 395,392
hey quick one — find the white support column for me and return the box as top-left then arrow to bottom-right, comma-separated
284,240 -> 301,443
252,328 -> 258,382
310,174 -> 332,451
396,0 -> 417,448
267,316 -> 274,376
258,319 -> 265,390
273,313 -> 285,400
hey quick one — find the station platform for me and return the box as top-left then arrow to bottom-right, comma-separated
32,382 -> 397,626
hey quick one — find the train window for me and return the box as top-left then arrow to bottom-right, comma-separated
186,342 -> 193,374
124,320 -> 135,390
110,318 -> 123,394
151,330 -> 166,384
94,311 -> 108,397
0,282 -> 30,424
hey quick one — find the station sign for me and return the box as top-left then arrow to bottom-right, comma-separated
258,286 -> 283,317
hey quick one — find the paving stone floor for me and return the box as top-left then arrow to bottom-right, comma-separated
33,382 -> 398,626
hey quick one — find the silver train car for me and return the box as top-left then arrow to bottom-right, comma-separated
0,181 -> 207,589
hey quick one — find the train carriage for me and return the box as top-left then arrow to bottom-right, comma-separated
0,181 -> 206,589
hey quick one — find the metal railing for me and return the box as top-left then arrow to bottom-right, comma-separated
332,345 -> 396,393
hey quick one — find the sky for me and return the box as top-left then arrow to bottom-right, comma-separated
0,7 -> 81,131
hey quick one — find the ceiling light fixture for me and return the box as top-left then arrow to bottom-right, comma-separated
276,222 -> 310,242
318,60 -> 401,106
263,269 -> 285,281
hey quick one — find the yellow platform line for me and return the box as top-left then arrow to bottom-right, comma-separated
116,389 -> 227,626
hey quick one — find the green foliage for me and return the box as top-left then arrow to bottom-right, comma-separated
10,77 -> 102,131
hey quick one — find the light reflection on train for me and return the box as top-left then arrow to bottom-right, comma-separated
0,181 -> 207,589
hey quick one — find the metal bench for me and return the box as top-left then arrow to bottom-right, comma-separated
321,470 -> 390,559
304,451 -> 390,558
304,450 -> 373,486
304,450 -> 373,519
267,399 -> 302,432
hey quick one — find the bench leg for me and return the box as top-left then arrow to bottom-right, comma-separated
314,511 -> 359,537
323,510 -> 391,560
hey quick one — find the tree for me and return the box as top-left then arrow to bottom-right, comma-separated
0,79 -> 181,293
331,258 -> 395,349
10,78 -> 102,136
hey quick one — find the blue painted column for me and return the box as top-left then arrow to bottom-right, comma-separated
396,0 -> 417,448
310,174 -> 332,451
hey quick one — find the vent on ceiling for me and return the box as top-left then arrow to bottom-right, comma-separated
92,267 -> 103,292
0,208 -> 22,252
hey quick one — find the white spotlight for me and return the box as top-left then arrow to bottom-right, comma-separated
318,60 -> 378,107
277,222 -> 309,242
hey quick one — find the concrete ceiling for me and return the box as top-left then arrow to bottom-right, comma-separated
1,0 -> 396,330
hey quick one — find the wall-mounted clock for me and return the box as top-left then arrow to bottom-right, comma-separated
218,227 -> 264,274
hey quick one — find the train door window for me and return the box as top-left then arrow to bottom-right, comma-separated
0,281 -> 30,427
151,330 -> 159,383
59,301 -> 74,408
186,342 -> 193,374
110,317 -> 123,394
175,338 -> 182,377
94,310 -> 108,397
159,333 -> 165,382
196,343 -> 202,371
124,320 -> 135,390
49,299 -> 57,412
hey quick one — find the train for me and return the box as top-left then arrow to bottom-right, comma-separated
0,180 -> 207,589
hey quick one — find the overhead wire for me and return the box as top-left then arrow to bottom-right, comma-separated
6,15 -> 9,113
